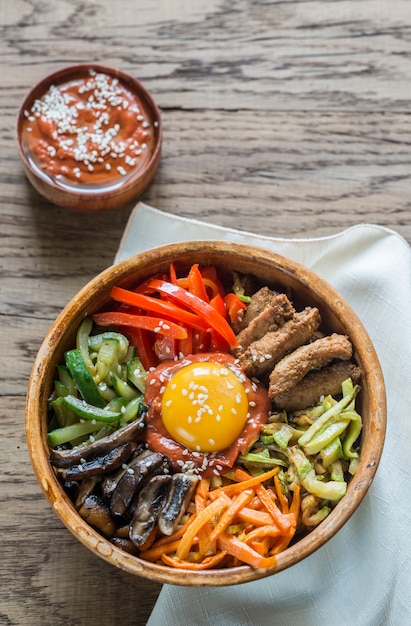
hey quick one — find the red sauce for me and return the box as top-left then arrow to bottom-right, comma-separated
143,353 -> 271,478
20,69 -> 158,188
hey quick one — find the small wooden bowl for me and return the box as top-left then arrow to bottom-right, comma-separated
26,241 -> 386,586
17,64 -> 162,212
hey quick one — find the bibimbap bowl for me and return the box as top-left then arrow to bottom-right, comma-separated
25,241 -> 386,586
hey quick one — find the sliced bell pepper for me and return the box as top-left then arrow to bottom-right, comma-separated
224,292 -> 247,325
187,263 -> 209,302
147,279 -> 238,347
92,311 -> 188,340
126,327 -> 158,371
110,286 -> 210,333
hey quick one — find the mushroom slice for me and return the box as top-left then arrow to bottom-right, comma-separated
63,441 -> 135,481
157,473 -> 199,536
74,475 -> 99,510
110,537 -> 139,555
129,475 -> 172,548
100,443 -> 146,501
110,451 -> 167,519
78,494 -> 116,538
49,413 -> 146,469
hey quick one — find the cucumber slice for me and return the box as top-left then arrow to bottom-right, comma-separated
59,394 -> 121,422
65,349 -> 106,408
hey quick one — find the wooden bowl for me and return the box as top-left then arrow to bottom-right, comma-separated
26,241 -> 386,586
17,64 -> 162,212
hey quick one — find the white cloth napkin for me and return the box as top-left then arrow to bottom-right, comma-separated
116,203 -> 411,626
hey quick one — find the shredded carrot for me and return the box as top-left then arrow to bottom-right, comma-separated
161,550 -> 228,570
244,524 -> 282,544
176,495 -> 231,561
289,484 -> 301,521
209,490 -> 254,544
209,466 -> 280,499
237,506 -> 276,527
217,532 -> 277,569
274,474 -> 289,514
140,539 -> 183,562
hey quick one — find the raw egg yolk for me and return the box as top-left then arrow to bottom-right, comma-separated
161,362 -> 249,453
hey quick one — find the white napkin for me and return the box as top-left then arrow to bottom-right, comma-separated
116,203 -> 411,626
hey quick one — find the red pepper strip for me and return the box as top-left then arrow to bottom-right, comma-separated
110,286 -> 210,333
188,264 -> 209,302
224,293 -> 247,325
210,293 -> 227,319
126,327 -> 158,370
148,279 -> 238,348
169,262 -> 178,285
178,326 -> 193,356
200,266 -> 226,298
92,312 -> 188,340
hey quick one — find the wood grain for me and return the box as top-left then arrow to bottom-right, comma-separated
1,0 -> 410,624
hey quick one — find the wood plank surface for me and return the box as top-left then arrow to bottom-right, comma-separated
1,1 -> 410,625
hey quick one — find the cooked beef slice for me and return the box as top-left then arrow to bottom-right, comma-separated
272,361 -> 362,411
237,306 -> 321,377
234,293 -> 295,354
233,286 -> 278,333
269,333 -> 353,399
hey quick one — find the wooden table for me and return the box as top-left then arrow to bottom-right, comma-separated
2,1 -> 410,624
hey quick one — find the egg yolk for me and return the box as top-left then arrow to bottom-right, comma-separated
161,361 -> 249,453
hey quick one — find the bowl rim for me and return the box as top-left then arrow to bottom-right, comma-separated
16,62 -> 163,202
25,240 -> 387,586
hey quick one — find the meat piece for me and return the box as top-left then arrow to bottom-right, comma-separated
237,307 -> 321,377
233,293 -> 295,355
269,333 -> 353,400
272,361 -> 362,412
157,473 -> 199,536
234,286 -> 278,333
49,412 -> 146,469
129,474 -> 171,548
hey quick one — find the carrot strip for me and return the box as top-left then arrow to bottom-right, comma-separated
289,484 -> 301,521
274,474 -> 289,514
145,514 -> 196,550
237,507 -> 277,527
176,495 -> 230,561
140,539 -> 182,562
233,467 -> 292,532
255,484 -> 292,532
209,490 -> 254,544
217,532 -> 277,569
244,525 -> 282,544
269,533 -> 295,556
209,466 -> 280,499
161,550 -> 228,570
195,479 -> 215,557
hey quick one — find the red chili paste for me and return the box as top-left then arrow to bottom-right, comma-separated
21,69 -> 158,188
143,353 -> 270,478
